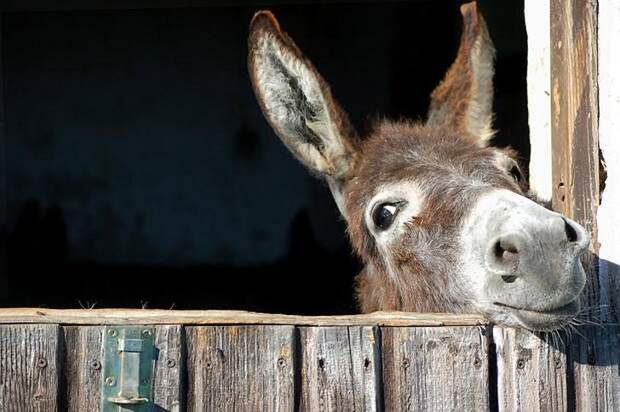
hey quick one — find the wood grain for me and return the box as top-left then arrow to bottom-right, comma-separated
494,327 -> 568,411
0,308 -> 486,326
551,1 -> 620,410
0,324 -> 60,411
569,325 -> 620,411
299,326 -> 380,411
381,326 -> 489,411
152,325 -> 184,411
63,326 -> 104,411
186,325 -> 295,411
551,0 -> 602,321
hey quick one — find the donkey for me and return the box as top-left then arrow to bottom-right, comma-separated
247,2 -> 590,331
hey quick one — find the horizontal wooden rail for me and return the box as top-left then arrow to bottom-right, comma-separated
0,308 -> 487,326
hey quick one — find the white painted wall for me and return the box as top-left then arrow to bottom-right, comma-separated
524,0 -> 552,202
597,0 -> 620,321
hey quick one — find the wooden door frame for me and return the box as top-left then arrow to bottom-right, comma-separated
535,0 -> 619,409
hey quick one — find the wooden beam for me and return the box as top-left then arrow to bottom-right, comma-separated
551,1 -> 620,410
550,0 -> 601,315
0,308 -> 487,326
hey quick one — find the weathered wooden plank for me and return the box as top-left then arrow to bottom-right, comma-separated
551,1 -> 620,410
0,324 -> 61,411
550,0 -> 602,320
63,325 -> 183,411
63,326 -> 104,411
0,308 -> 486,326
186,325 -> 295,411
569,325 -> 620,411
494,327 -> 568,411
299,326 -> 380,411
152,325 -> 184,411
382,326 -> 488,411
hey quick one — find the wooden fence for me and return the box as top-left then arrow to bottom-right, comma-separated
0,1 -> 618,411
0,309 -> 617,411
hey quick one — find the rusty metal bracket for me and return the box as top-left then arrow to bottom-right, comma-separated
101,326 -> 155,412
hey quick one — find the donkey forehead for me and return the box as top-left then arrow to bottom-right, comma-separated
346,123 -> 508,201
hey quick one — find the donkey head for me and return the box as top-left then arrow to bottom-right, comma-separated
247,3 -> 589,331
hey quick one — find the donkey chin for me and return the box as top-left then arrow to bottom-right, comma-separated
462,189 -> 590,331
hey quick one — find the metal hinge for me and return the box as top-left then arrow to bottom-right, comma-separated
101,326 -> 155,412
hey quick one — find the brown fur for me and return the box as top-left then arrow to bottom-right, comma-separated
428,2 -> 496,140
345,121 -> 526,313
247,10 -> 360,180
248,2 -> 529,315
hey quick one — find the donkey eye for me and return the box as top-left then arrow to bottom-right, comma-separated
509,165 -> 523,183
372,202 -> 400,231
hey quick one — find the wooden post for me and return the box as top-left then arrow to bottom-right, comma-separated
550,0 -> 601,318
551,0 -> 620,410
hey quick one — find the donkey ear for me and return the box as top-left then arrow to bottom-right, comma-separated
248,11 -> 358,200
427,1 -> 496,144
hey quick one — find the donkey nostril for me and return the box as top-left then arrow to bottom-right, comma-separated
494,239 -> 519,262
494,241 -> 503,259
501,275 -> 517,283
563,218 -> 578,242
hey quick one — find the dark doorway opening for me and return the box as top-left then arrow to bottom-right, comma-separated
0,0 -> 527,314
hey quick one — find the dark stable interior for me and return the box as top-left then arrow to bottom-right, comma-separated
0,0 -> 527,314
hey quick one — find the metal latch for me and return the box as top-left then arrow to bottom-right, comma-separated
101,326 -> 155,412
